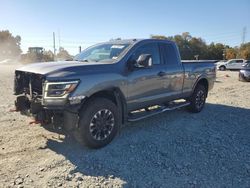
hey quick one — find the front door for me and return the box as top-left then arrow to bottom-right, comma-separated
126,42 -> 167,111
226,60 -> 236,69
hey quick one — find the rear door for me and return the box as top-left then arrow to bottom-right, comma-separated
235,60 -> 244,69
159,42 -> 184,99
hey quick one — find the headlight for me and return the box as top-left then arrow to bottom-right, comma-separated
44,80 -> 79,98
246,71 -> 250,77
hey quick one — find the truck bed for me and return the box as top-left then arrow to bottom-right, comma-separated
182,60 -> 216,93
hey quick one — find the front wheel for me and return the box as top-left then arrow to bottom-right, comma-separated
74,98 -> 120,149
187,84 -> 207,113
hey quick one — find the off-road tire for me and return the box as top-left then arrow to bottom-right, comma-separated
187,84 -> 207,113
74,97 -> 119,149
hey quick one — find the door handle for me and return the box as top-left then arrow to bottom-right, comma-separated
157,71 -> 166,77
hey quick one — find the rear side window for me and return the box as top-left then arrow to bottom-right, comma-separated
160,43 -> 179,66
236,60 -> 243,63
131,43 -> 160,65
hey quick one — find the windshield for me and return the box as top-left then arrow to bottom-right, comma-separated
74,43 -> 130,63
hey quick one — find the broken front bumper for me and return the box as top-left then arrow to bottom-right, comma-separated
15,94 -> 83,131
14,70 -> 85,131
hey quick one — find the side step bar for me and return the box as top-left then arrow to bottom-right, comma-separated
127,101 -> 190,122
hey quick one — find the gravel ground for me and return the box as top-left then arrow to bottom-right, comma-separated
0,63 -> 250,188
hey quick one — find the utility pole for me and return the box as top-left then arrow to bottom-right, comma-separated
58,29 -> 61,51
53,32 -> 56,60
242,27 -> 247,45
223,49 -> 226,60
79,46 -> 82,53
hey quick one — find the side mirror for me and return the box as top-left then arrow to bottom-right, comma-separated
135,54 -> 152,68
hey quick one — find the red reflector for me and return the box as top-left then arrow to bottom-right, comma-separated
9,109 -> 18,112
29,120 -> 41,125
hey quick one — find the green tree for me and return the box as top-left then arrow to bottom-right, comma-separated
170,32 -> 206,60
151,33 -> 194,59
206,43 -> 227,60
188,37 -> 207,59
238,42 -> 250,60
151,32 -> 249,60
225,48 -> 237,59
0,30 -> 22,60
172,34 -> 192,59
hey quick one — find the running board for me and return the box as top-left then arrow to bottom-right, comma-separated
127,101 -> 190,122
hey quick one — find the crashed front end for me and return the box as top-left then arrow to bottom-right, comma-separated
14,70 -> 83,131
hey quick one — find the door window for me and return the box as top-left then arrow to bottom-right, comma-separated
131,43 -> 161,65
228,60 -> 236,64
159,43 -> 179,66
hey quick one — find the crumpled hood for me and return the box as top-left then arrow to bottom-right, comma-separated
15,61 -> 106,75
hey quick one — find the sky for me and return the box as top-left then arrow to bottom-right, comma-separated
1,0 -> 250,55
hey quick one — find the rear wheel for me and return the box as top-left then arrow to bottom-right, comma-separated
74,98 -> 119,149
187,84 -> 207,113
219,66 -> 226,71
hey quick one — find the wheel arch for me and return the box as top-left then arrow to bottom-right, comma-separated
80,87 -> 127,124
219,65 -> 226,70
192,77 -> 209,97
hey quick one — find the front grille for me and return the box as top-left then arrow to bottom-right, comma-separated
14,71 -> 45,96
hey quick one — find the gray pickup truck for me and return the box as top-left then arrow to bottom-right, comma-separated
14,39 -> 216,148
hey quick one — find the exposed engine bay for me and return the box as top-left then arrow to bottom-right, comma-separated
14,70 -> 79,131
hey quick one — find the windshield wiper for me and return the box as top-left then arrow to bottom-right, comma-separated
75,59 -> 100,63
